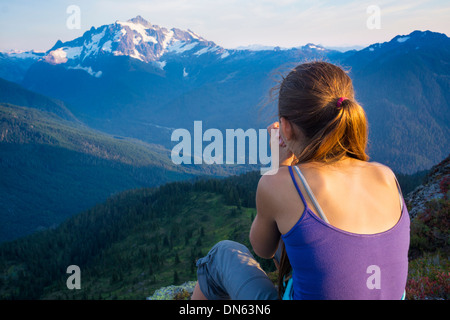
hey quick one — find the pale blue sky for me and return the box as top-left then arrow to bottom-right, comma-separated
0,0 -> 449,51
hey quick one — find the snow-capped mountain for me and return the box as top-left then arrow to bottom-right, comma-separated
0,50 -> 45,83
41,16 -> 229,74
2,15 -> 334,81
2,50 -> 45,60
350,30 -> 449,60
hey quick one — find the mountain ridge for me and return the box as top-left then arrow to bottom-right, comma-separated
0,101 -> 197,242
43,15 -> 225,69
0,77 -> 77,121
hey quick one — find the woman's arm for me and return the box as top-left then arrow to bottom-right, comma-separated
250,174 -> 282,259
250,121 -> 295,259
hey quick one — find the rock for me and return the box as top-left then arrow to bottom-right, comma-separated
146,281 -> 197,300
406,154 -> 449,219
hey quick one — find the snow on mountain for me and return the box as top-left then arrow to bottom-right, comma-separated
4,50 -> 45,60
233,43 -> 329,52
359,30 -> 449,55
68,64 -> 102,78
2,16 -> 339,79
20,15 -> 339,78
37,16 -> 229,77
0,50 -> 46,83
234,44 -> 289,51
397,36 -> 410,43
302,43 -> 326,51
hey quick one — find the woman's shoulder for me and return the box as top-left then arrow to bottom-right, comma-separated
258,166 -> 291,189
257,160 -> 398,192
257,167 -> 293,203
297,159 -> 398,190
345,160 -> 401,198
365,161 -> 398,185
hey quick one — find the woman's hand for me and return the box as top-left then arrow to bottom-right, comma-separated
267,122 -> 295,166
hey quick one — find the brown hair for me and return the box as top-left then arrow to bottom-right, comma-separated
275,61 -> 369,298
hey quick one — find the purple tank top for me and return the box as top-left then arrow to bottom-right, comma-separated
282,166 -> 410,300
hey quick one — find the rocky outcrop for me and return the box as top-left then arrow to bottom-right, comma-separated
405,154 -> 450,218
146,281 -> 196,300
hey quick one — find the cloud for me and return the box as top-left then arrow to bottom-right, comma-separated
219,14 -> 245,22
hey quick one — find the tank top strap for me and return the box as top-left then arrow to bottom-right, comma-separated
292,166 -> 330,224
393,174 -> 404,211
288,166 -> 308,209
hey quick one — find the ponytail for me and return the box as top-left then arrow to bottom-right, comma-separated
277,241 -> 291,299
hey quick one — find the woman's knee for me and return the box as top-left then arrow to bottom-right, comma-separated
211,240 -> 249,252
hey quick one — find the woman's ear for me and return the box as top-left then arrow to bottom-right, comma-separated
280,117 -> 294,141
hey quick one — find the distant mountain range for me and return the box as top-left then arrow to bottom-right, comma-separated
1,16 -> 447,174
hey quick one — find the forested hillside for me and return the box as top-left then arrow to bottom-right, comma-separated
0,103 -> 198,242
0,77 -> 76,121
0,171 -> 263,299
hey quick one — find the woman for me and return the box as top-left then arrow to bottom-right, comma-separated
191,61 -> 410,300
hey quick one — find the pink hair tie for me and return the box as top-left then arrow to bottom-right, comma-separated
336,97 -> 348,109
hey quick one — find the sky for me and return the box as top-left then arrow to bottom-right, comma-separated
0,0 -> 449,52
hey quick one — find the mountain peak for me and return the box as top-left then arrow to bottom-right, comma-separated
390,30 -> 449,45
127,15 -> 152,28
39,16 -> 227,72
306,43 -> 326,50
362,30 -> 449,54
